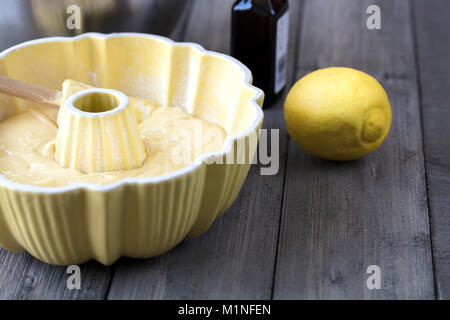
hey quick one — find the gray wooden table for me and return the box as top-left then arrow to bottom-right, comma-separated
0,0 -> 449,300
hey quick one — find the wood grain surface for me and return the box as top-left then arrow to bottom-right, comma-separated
413,0 -> 450,300
272,0 -> 434,300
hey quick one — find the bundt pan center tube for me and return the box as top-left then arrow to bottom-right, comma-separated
55,88 -> 147,173
0,33 -> 264,265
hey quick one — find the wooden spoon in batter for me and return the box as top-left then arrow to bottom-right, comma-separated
0,74 -> 62,108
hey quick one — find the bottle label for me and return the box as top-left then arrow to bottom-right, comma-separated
275,9 -> 289,94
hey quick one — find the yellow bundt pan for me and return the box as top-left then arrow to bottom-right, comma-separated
0,33 -> 264,265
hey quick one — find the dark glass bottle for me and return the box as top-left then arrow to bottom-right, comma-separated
231,0 -> 289,106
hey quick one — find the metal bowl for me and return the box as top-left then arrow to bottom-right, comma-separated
0,0 -> 190,50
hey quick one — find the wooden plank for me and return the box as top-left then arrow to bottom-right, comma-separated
273,0 -> 435,299
0,251 -> 111,299
413,0 -> 450,300
168,0 -> 195,42
106,0 -> 302,299
178,0 -> 233,54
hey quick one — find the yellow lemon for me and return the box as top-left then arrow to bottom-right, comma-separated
284,67 -> 391,161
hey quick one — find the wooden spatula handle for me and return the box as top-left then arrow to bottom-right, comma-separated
0,74 -> 61,107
